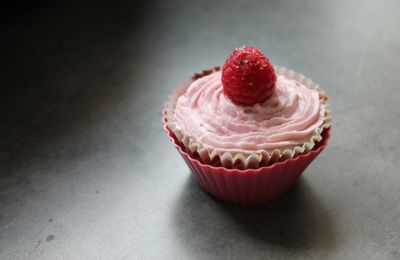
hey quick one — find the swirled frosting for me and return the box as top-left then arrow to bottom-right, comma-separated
173,71 -> 325,153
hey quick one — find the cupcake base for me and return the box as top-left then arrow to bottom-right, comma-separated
164,112 -> 331,204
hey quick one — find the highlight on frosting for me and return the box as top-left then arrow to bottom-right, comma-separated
172,71 -> 326,154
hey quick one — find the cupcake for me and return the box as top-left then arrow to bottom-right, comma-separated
163,46 -> 331,204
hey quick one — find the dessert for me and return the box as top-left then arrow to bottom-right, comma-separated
163,46 -> 331,204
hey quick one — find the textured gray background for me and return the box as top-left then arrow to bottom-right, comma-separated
1,0 -> 400,259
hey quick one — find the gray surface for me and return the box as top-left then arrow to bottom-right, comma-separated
1,0 -> 400,259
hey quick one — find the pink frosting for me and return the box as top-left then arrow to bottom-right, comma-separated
173,71 -> 325,153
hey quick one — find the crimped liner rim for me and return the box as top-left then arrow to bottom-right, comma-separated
163,121 -> 331,174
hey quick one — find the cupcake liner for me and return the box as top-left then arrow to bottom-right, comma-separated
163,119 -> 331,204
164,66 -> 331,169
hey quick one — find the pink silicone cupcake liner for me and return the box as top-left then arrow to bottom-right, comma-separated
163,111 -> 331,205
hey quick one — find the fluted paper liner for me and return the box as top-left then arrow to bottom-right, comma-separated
163,117 -> 331,204
164,66 -> 331,169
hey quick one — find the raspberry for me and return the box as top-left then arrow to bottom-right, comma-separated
222,46 -> 276,106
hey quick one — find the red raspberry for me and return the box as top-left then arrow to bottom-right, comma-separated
222,46 -> 276,106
